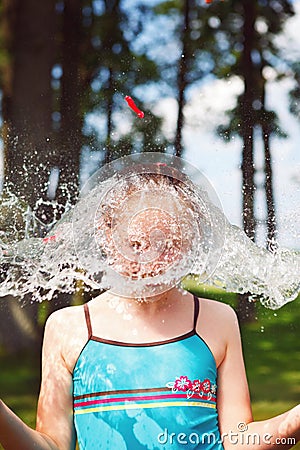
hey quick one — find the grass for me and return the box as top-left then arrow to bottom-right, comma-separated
243,302 -> 300,449
242,299 -> 300,443
0,288 -> 300,449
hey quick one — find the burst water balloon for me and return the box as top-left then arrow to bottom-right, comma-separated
72,153 -> 225,298
0,152 -> 299,309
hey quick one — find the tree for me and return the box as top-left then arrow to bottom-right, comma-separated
214,0 -> 293,246
56,0 -> 83,204
289,62 -> 300,120
239,0 -> 256,242
174,0 -> 193,157
153,0 -> 216,157
211,0 -> 294,319
0,0 -> 57,209
80,0 -> 169,164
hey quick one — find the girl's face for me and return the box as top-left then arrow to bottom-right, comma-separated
118,207 -> 183,279
95,174 -> 196,282
100,207 -> 184,280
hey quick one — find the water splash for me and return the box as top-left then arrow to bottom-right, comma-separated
0,153 -> 299,309
188,222 -> 300,309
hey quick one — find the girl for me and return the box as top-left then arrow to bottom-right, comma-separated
0,167 -> 299,450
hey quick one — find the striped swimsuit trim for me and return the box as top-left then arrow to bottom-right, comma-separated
74,387 -> 217,415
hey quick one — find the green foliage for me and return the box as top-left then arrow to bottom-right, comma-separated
242,298 -> 300,441
217,97 -> 288,141
0,352 -> 40,431
207,0 -> 295,142
76,0 -> 169,163
152,0 -> 219,86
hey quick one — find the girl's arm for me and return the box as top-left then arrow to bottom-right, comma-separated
217,306 -> 299,449
0,311 -> 76,450
0,400 -> 58,449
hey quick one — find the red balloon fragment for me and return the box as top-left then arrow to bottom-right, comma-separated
125,96 -> 144,118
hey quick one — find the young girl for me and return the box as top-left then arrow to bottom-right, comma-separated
0,165 -> 299,450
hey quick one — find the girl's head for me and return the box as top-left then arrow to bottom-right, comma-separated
72,153 -> 224,298
95,172 -> 203,282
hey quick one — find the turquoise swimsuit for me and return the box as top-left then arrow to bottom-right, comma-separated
73,297 -> 224,449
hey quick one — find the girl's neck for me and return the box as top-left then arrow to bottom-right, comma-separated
104,287 -> 183,316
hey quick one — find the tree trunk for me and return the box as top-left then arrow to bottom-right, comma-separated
1,0 -> 56,208
0,0 -> 56,350
261,78 -> 277,251
240,0 -> 256,242
56,0 -> 82,206
237,0 -> 257,322
174,0 -> 191,158
104,68 -> 114,164
262,127 -> 277,251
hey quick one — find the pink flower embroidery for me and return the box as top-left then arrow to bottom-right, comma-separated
201,378 -> 211,393
174,376 -> 192,392
191,379 -> 202,392
211,384 -> 217,395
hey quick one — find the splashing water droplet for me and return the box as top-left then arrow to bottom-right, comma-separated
203,224 -> 300,309
0,152 -> 299,309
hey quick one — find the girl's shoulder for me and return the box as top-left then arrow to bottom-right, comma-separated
200,297 -> 240,337
45,302 -> 86,332
196,298 -> 240,367
45,291 -> 108,330
43,303 -> 90,372
199,297 -> 238,322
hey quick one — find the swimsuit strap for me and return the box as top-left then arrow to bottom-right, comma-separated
193,295 -> 200,331
84,303 -> 93,339
83,297 -> 199,340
